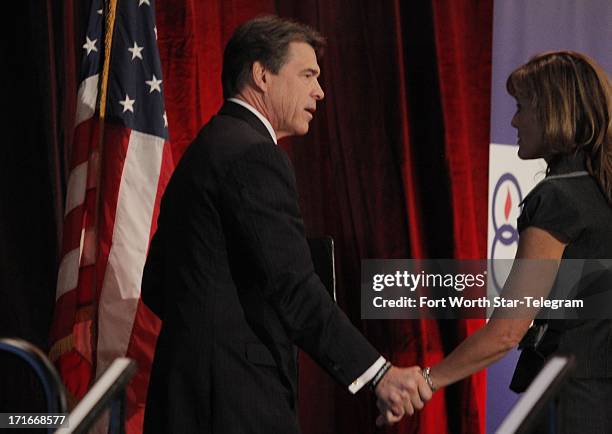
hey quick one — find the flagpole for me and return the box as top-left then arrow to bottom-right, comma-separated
92,0 -> 119,376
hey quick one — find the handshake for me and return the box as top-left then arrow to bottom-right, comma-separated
372,364 -> 434,426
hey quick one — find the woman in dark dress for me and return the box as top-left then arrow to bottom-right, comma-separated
422,51 -> 612,432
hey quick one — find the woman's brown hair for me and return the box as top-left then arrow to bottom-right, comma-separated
507,51 -> 612,204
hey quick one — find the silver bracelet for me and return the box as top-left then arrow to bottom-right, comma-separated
422,366 -> 437,391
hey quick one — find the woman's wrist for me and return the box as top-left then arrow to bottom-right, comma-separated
422,366 -> 438,392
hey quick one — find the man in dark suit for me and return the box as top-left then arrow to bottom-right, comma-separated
142,15 -> 431,434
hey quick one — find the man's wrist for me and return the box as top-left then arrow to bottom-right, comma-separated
370,361 -> 392,391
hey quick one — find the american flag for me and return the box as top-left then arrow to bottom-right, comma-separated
49,0 -> 173,431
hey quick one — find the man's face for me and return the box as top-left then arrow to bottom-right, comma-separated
511,95 -> 544,159
264,42 -> 324,139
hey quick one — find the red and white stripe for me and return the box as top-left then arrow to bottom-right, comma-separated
51,66 -> 174,433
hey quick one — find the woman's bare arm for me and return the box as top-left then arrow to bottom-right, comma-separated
427,227 -> 566,390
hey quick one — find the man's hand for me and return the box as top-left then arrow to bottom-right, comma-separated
374,365 -> 433,426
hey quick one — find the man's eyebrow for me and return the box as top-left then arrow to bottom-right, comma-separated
302,68 -> 320,76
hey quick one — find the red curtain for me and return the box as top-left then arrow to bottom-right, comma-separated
48,0 -> 492,432
430,1 -> 493,432
155,0 -> 276,163
272,2 -> 491,433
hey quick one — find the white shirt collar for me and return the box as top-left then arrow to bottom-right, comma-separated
227,97 -> 277,144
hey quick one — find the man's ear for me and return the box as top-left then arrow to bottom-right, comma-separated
251,61 -> 268,92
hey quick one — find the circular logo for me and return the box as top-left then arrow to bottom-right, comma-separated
490,173 -> 522,293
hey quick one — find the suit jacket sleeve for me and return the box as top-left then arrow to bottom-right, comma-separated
223,142 -> 380,387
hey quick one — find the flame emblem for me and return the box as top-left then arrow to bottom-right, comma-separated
504,188 -> 512,221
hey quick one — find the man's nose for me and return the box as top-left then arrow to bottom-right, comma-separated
313,79 -> 324,100
510,113 -> 518,128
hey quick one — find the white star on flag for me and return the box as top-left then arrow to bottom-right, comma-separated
139,0 -> 151,6
83,36 -> 98,55
119,94 -> 135,113
128,41 -> 144,60
97,9 -> 103,15
154,26 -> 158,40
163,111 -> 168,127
145,75 -> 162,93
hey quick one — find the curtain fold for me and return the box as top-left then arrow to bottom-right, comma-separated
430,1 -> 493,432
